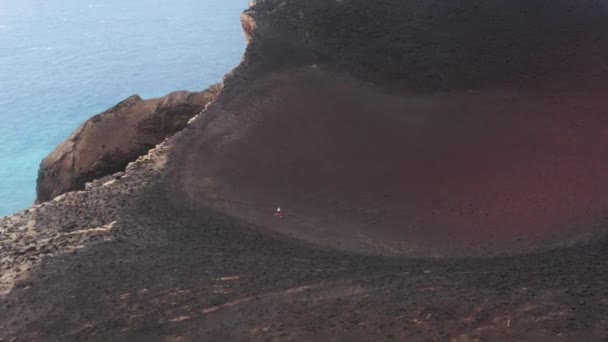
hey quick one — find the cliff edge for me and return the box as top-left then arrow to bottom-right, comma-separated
36,85 -> 221,203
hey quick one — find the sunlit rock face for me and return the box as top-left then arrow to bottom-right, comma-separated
36,85 -> 221,203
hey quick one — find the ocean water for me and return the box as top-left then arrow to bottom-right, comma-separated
0,0 -> 247,216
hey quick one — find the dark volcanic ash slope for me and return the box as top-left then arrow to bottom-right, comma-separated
4,1 -> 608,341
166,0 -> 608,257
36,85 -> 221,203
236,0 -> 607,92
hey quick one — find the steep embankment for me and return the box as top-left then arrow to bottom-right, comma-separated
36,85 -> 221,203
165,0 -> 608,257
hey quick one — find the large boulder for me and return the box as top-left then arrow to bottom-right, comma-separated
36,84 -> 221,203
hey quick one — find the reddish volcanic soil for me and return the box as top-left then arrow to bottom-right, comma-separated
163,0 -> 608,257
167,70 -> 608,257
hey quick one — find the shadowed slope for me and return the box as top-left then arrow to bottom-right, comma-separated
164,0 -> 608,257
236,0 -> 608,93
168,71 -> 608,257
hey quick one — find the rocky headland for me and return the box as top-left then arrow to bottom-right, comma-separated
2,0 -> 608,340
36,85 -> 221,203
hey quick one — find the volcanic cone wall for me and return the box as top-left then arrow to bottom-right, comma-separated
163,0 -> 608,257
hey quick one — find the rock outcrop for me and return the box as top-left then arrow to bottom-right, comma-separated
35,84 -> 221,203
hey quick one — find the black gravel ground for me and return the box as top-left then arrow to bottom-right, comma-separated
2,182 -> 608,341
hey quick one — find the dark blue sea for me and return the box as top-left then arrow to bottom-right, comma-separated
0,0 -> 247,216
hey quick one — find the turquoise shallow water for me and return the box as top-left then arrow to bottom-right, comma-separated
0,0 -> 246,216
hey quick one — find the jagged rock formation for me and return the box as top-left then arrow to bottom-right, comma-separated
35,85 -> 221,203
2,0 -> 608,340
